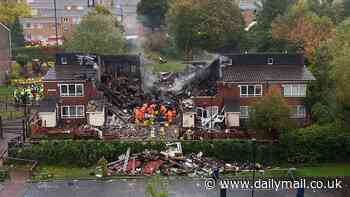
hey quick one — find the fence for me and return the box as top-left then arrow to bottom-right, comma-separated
0,96 -> 24,121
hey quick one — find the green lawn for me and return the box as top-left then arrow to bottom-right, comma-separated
30,163 -> 350,181
0,111 -> 24,120
295,163 -> 350,177
32,165 -> 96,181
0,85 -> 15,97
147,62 -> 186,73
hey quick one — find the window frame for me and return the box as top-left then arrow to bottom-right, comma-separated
240,106 -> 249,119
59,84 -> 84,97
239,85 -> 263,97
283,84 -> 307,97
61,105 -> 85,118
61,57 -> 68,65
290,105 -> 306,119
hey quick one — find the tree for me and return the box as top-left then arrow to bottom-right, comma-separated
0,2 -> 31,25
10,17 -> 25,47
330,19 -> 350,121
15,54 -> 29,77
65,14 -> 125,55
344,0 -> 350,17
256,0 -> 296,29
137,0 -> 169,30
166,0 -> 244,56
242,0 -> 297,52
249,91 -> 293,138
272,1 -> 335,63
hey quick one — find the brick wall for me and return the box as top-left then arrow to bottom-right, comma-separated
194,82 -> 306,108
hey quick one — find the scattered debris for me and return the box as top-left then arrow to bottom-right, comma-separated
105,144 -> 266,177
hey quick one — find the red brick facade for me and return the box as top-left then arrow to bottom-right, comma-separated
43,80 -> 97,126
194,82 -> 309,122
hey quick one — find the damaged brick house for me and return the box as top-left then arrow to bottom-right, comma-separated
38,53 -> 143,128
39,53 -> 105,128
193,53 -> 316,128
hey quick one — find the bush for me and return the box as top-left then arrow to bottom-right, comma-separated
15,125 -> 350,167
280,123 -> 350,164
13,47 -> 57,62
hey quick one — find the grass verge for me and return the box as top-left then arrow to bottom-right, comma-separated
147,62 -> 186,73
30,163 -> 350,181
32,165 -> 96,181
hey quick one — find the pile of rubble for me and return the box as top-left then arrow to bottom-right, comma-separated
104,143 -> 265,177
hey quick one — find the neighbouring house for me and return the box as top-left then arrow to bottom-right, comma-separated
20,0 -> 122,44
0,22 -> 11,84
39,53 -> 105,128
193,53 -> 316,128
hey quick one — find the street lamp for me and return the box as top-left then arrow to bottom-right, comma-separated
53,0 -> 59,48
251,138 -> 256,197
0,22 -> 12,80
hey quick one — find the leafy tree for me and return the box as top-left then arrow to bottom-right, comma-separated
0,2 -> 31,25
330,20 -> 350,123
272,1 -> 335,63
167,0 -> 244,56
256,0 -> 296,29
249,91 -> 293,138
65,14 -> 125,55
242,0 -> 297,52
344,0 -> 350,17
93,4 -> 112,15
10,17 -> 25,47
306,45 -> 337,124
306,0 -> 343,23
16,54 -> 29,67
137,0 -> 169,30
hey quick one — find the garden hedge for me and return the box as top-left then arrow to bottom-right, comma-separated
15,123 -> 350,167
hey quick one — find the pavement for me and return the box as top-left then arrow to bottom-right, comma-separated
23,178 -> 348,197
0,170 -> 29,197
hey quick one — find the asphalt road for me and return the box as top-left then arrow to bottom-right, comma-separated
23,178 -> 347,197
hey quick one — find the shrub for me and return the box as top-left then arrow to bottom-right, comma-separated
15,124 -> 350,167
280,123 -> 350,164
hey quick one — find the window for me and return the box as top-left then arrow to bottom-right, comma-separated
59,84 -> 84,97
283,84 -> 307,97
61,106 -> 84,118
63,17 -> 69,23
131,65 -> 136,73
61,57 -> 68,64
88,0 -> 95,7
268,57 -> 274,65
240,85 -> 263,97
36,23 -> 43,29
240,106 -> 249,119
290,105 -> 306,118
24,23 -> 32,29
